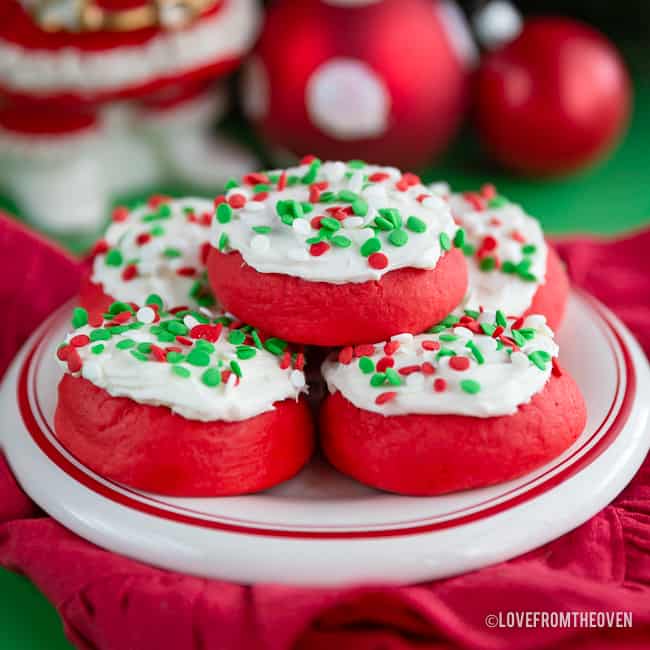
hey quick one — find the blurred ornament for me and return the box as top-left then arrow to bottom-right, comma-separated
475,16 -> 631,176
0,0 -> 261,234
471,0 -> 522,49
242,0 -> 475,170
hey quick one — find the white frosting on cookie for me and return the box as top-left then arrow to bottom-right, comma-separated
91,197 -> 216,310
322,311 -> 558,417
429,184 -> 548,315
58,306 -> 306,422
211,160 -> 458,284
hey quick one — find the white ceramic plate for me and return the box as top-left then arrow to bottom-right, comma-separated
1,291 -> 649,586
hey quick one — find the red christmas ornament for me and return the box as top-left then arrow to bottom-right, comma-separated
242,0 -> 474,169
475,17 -> 631,176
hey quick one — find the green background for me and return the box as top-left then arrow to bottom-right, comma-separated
1,41 -> 650,650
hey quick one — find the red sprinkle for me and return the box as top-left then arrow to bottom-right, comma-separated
277,171 -> 288,191
214,195 -> 227,207
492,326 -> 505,338
449,356 -> 470,371
338,346 -> 354,364
57,345 -> 71,361
228,194 -> 246,209
295,352 -> 305,371
369,172 -> 390,182
150,345 -> 166,362
88,314 -> 103,328
376,356 -> 395,372
368,252 -> 388,269
482,235 -> 498,252
396,172 -> 421,191
253,192 -> 269,201
121,264 -> 137,281
398,365 -> 422,376
384,340 -> 400,356
463,192 -> 487,211
200,212 -> 212,227
176,267 -> 197,277
511,317 -> 524,330
310,241 -> 330,257
136,232 -> 151,246
112,206 -> 129,222
190,324 -> 223,342
170,306 -> 189,314
310,216 -> 323,230
552,357 -> 563,377
421,362 -> 435,375
480,183 -> 497,200
243,172 -> 269,186
165,346 -> 182,353
355,344 -> 375,358
113,311 -> 131,324
67,349 -> 82,373
375,391 -> 397,405
489,217 -> 502,227
416,194 -> 431,203
309,186 -> 321,203
200,242 -> 211,265
148,194 -> 170,208
511,229 -> 526,243
300,154 -> 317,164
280,350 -> 291,370
433,378 -> 447,392
91,239 -> 109,256
421,340 -> 440,351
176,336 -> 193,346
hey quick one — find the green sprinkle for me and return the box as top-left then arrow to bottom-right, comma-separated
197,294 -> 216,308
441,314 -> 460,327
488,196 -> 509,208
167,321 -> 188,336
374,216 -> 394,231
216,203 -> 232,224
453,229 -> 465,248
379,208 -> 402,228
436,349 -> 457,359
480,323 -> 496,336
128,322 -> 145,330
300,202 -> 314,214
406,216 -> 426,233
337,189 -> 358,203
464,309 -> 480,319
253,225 -> 272,234
253,183 -> 270,193
439,232 -> 451,251
146,294 -> 163,309
460,379 -> 481,394
157,331 -> 175,343
116,339 -> 136,350
224,178 -> 239,190
462,244 -> 476,257
236,345 -> 257,360
370,373 -> 387,387
331,235 -> 352,248
522,244 -> 537,255
137,342 -> 152,354
359,357 -> 374,374
502,260 -> 517,274
428,324 -> 446,333
264,337 -> 287,355
201,368 -> 221,387
109,301 -> 133,315
439,333 -> 458,342
228,330 -> 246,345
71,307 -> 88,328
172,365 -> 191,378
230,360 -> 242,377
385,367 -> 402,386
319,191 -> 336,202
360,237 -> 382,257
466,341 -> 485,364
195,340 -> 215,353
105,249 -> 123,267
388,229 -> 409,247
89,329 -> 111,342
150,225 -> 165,237
320,217 -> 341,231
511,329 -> 527,348
131,350 -> 149,362
351,198 -> 368,216
251,330 -> 263,349
186,349 -> 211,366
108,325 -> 127,335
496,310 -> 507,328
91,344 -> 104,355
166,351 -> 184,363
519,328 -> 537,340
519,271 -> 538,282
157,204 -> 172,218
528,351 -> 550,370
479,257 -> 496,271
163,248 -> 182,258
347,160 -> 366,169
218,233 -> 229,251
301,159 -> 321,184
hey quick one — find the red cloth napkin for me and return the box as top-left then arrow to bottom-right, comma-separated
1,212 -> 649,650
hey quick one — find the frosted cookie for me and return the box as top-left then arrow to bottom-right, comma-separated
320,309 -> 585,495
430,183 -> 569,329
55,301 -> 313,496
80,196 -> 217,316
207,158 -> 467,346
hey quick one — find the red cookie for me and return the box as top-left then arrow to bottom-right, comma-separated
56,375 -> 314,497
208,246 -> 467,346
320,374 -> 586,496
525,246 -> 569,330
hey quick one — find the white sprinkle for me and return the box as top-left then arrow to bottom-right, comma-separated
290,370 -> 306,389
524,314 -> 547,329
288,247 -> 310,261
251,234 -> 270,252
200,307 -> 217,318
184,315 -> 200,330
428,181 -> 450,196
324,161 -> 346,183
244,201 -> 265,212
359,227 -> 375,240
342,216 -> 364,229
391,333 -> 414,344
478,310 -> 496,324
454,327 -> 474,340
226,373 -> 238,389
421,196 -> 447,211
511,351 -> 530,369
292,218 -> 311,235
405,372 -> 425,388
348,170 -> 364,193
136,306 -> 156,324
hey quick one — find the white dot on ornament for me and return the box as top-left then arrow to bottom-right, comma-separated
136,307 -> 156,324
242,56 -> 270,121
306,58 -> 391,141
